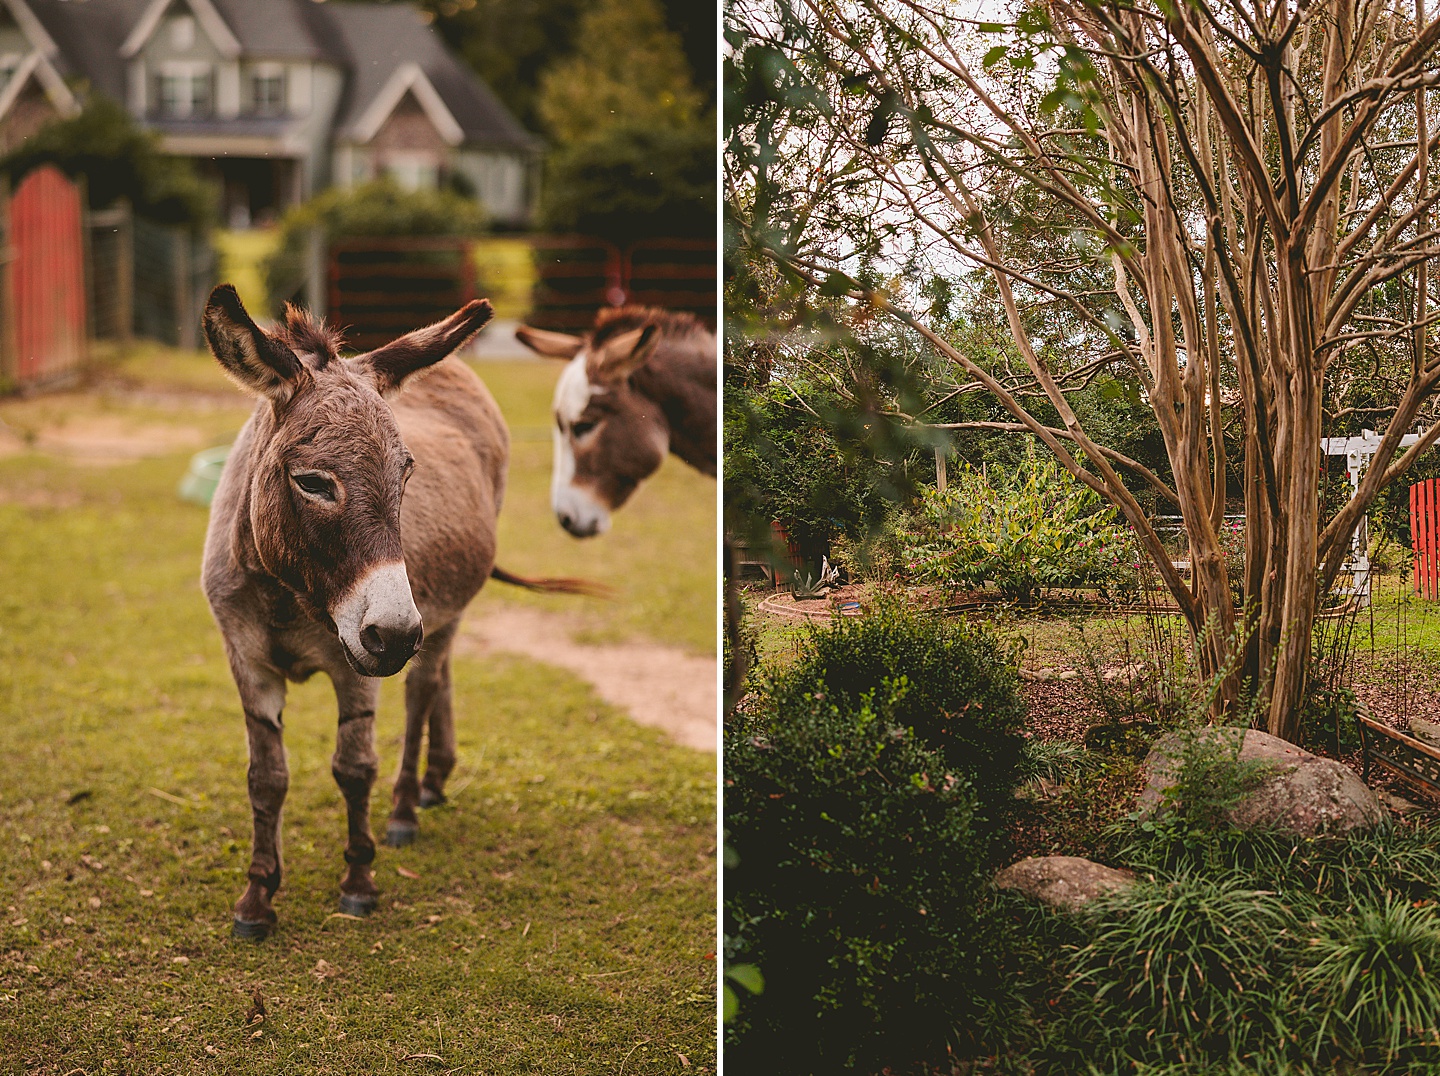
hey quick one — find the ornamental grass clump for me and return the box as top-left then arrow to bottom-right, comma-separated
1056,870 -> 1302,1068
1304,894 -> 1440,1067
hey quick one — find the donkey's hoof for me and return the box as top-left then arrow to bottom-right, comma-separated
231,916 -> 272,941
418,787 -> 447,809
385,820 -> 418,847
339,892 -> 378,917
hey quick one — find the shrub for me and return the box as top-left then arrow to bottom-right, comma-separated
898,443 -> 1137,604
539,120 -> 713,239
1120,729 -> 1279,872
763,597 -> 1028,804
263,179 -> 487,312
0,98 -> 215,225
724,685 -> 999,1072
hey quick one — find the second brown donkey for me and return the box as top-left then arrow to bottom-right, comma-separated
201,285 -> 556,938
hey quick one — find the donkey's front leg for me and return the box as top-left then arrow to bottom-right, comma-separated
330,672 -> 382,915
233,671 -> 289,940
387,621 -> 459,845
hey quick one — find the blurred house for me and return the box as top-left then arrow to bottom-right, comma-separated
0,0 -> 540,226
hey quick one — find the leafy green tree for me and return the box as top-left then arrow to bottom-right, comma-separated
539,121 -> 713,239
0,98 -> 215,225
900,445 -> 1137,605
536,0 -> 702,144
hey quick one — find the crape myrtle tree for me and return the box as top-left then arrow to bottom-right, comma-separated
727,0 -> 1440,740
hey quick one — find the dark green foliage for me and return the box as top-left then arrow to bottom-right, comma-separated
724,686 -> 996,1072
763,600 -> 1028,803
1305,894 -> 1440,1065
0,98 -> 215,225
1053,871 -> 1303,1068
263,179 -> 487,312
538,120 -> 714,240
724,382 -> 909,563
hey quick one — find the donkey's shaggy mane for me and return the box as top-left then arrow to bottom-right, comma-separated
591,305 -> 702,349
277,303 -> 346,365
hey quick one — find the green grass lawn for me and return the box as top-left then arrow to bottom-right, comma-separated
0,348 -> 717,1073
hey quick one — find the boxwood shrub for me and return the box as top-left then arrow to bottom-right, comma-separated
762,600 -> 1028,804
725,687 -> 994,1072
726,604 -> 1032,1072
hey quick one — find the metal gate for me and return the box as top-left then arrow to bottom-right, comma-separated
529,236 -> 716,332
1412,477 -> 1440,599
328,237 -> 477,352
0,165 -> 86,387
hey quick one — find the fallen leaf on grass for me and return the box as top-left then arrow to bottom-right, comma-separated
311,959 -> 340,981
245,988 -> 265,1026
396,866 -> 420,879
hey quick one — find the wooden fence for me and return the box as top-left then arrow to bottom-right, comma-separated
0,165 -> 86,388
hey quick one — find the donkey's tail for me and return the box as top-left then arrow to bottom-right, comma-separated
489,565 -> 612,598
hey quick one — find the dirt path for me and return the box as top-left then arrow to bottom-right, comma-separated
456,605 -> 717,752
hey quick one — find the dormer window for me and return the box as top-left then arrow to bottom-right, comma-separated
157,60 -> 213,118
252,65 -> 285,117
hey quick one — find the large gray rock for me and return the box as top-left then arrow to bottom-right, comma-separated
1138,728 -> 1381,837
1408,715 -> 1440,750
993,855 -> 1136,911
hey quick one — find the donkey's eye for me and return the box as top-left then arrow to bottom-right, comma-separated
571,420 -> 598,439
292,472 -> 337,501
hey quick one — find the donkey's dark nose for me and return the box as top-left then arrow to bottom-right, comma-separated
360,621 -> 423,661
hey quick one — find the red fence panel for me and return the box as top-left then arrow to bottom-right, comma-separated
1412,478 -> 1440,599
9,165 -> 85,386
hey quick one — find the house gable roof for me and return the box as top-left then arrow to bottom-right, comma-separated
120,0 -> 240,60
1,0 -> 58,57
0,47 -> 78,122
350,62 -> 463,147
316,2 -> 537,151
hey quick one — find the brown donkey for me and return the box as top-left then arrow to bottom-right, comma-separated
202,285 -> 530,938
515,306 -> 716,537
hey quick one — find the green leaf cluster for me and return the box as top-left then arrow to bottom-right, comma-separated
898,443 -> 1137,603
0,98 -> 216,226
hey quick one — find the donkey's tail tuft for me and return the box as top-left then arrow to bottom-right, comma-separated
489,565 -> 613,599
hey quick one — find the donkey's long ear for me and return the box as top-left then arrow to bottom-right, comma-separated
203,285 -> 306,402
587,325 -> 658,384
515,325 -> 583,360
358,299 -> 493,396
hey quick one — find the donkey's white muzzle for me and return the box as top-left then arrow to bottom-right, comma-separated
332,561 -> 423,677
